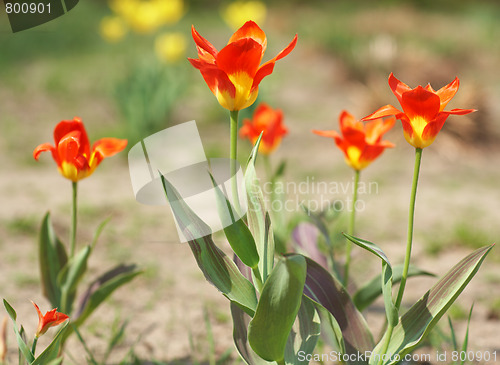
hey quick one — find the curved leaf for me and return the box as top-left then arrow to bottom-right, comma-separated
3,299 -> 34,363
31,322 -> 68,365
344,234 -> 398,326
245,134 -> 274,283
353,265 -> 435,311
39,213 -> 67,308
372,245 -> 493,365
248,256 -> 307,362
162,175 -> 258,315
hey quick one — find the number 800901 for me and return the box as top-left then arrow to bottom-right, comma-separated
5,2 -> 51,14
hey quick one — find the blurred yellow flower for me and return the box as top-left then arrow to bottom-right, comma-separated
155,32 -> 187,63
222,1 -> 267,30
108,0 -> 184,34
99,16 -> 127,42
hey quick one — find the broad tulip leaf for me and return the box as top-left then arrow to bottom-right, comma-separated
31,322 -> 68,365
231,302 -> 275,365
245,134 -> 275,283
295,254 -> 374,363
162,175 -> 258,315
371,245 -> 493,365
39,213 -> 68,308
210,173 -> 259,269
353,265 -> 435,311
248,256 -> 307,362
344,234 -> 398,326
3,299 -> 35,363
284,296 -> 321,365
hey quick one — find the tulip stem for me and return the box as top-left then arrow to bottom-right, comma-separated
69,181 -> 78,258
343,169 -> 360,287
230,110 -> 241,215
395,147 -> 422,311
31,336 -> 38,356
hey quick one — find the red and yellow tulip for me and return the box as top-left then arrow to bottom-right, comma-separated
313,110 -> 395,171
33,117 -> 127,182
32,302 -> 69,338
240,103 -> 287,154
362,73 -> 475,148
188,21 -> 297,111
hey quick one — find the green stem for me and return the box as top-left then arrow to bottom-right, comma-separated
229,110 -> 241,215
69,181 -> 78,258
394,148 -> 423,310
31,336 -> 38,356
343,169 -> 360,287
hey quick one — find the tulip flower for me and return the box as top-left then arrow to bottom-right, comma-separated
240,103 -> 287,154
33,117 -> 128,182
32,302 -> 68,338
362,73 -> 475,148
313,110 -> 395,171
188,20 -> 297,111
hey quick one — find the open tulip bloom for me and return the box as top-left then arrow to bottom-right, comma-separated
188,20 -> 297,112
33,117 -> 127,182
313,110 -> 395,171
362,73 -> 475,149
32,302 -> 68,339
240,102 -> 288,155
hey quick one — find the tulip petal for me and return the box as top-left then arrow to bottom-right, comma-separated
217,38 -> 263,78
251,34 -> 298,91
33,143 -> 56,161
191,25 -> 218,62
362,105 -> 403,121
421,113 -> 449,143
400,86 -> 440,121
91,138 -> 128,168
228,20 -> 267,51
446,108 -> 476,115
389,73 -> 412,105
312,129 -> 342,143
435,77 -> 459,111
54,118 -> 91,158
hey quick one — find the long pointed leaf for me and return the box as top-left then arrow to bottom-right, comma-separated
245,134 -> 274,283
39,213 -> 67,308
162,175 -> 258,315
210,172 -> 259,269
3,299 -> 34,363
58,245 -> 91,314
344,234 -> 398,326
248,256 -> 307,362
372,245 -> 493,365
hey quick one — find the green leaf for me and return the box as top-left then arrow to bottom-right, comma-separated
162,175 -> 258,315
31,322 -> 68,365
459,304 -> 474,365
344,234 -> 398,327
296,254 -> 374,363
284,296 -> 321,365
371,245 -> 493,365
91,217 -> 111,251
248,256 -> 307,362
3,299 -> 34,363
231,303 -> 275,365
209,172 -> 259,269
58,245 -> 91,314
245,135 -> 275,283
39,213 -> 68,308
354,265 -> 435,311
